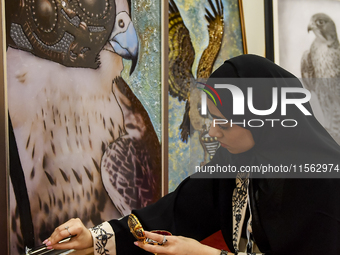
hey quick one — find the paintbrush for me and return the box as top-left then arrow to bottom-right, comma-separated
25,235 -> 76,255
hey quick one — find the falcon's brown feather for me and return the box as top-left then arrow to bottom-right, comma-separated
197,0 -> 224,79
168,0 -> 195,102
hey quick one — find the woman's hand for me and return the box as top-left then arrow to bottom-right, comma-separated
135,231 -> 222,255
43,218 -> 93,250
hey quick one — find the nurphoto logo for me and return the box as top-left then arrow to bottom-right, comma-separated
198,82 -> 312,128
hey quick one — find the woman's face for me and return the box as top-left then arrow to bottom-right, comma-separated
207,99 -> 255,154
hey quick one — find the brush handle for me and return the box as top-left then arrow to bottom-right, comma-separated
25,235 -> 77,255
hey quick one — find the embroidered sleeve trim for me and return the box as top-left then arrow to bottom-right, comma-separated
89,221 -> 116,255
232,175 -> 249,253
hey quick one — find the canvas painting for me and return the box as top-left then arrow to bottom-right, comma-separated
5,0 -> 162,253
275,0 -> 340,144
168,0 -> 246,191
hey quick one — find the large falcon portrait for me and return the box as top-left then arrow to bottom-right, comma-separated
301,13 -> 340,143
6,0 -> 161,253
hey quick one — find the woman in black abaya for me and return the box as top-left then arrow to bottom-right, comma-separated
46,55 -> 340,255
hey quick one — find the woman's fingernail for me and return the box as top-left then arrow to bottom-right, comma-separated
46,246 -> 53,250
43,239 -> 49,244
46,241 -> 52,246
134,241 -> 139,246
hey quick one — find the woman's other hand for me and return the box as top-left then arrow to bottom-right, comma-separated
135,231 -> 223,255
43,218 -> 93,250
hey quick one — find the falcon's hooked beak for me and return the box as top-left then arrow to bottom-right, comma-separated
109,12 -> 139,75
308,21 -> 315,33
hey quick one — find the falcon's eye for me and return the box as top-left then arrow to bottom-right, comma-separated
316,19 -> 325,26
118,19 -> 125,28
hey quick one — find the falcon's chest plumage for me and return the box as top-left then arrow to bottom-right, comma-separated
310,39 -> 340,79
8,47 -> 124,242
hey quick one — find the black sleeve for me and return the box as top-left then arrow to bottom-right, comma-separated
251,179 -> 340,255
109,176 -> 228,255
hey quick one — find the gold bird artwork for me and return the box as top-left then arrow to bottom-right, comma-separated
168,0 -> 224,164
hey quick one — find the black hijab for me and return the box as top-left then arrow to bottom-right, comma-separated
202,54 -> 340,254
202,54 -> 340,177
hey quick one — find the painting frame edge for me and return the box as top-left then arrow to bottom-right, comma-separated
0,0 -> 9,252
239,0 -> 248,54
263,0 -> 275,61
272,0 -> 280,64
162,0 -> 169,196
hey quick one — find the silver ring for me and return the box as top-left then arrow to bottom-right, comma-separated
145,237 -> 158,244
65,226 -> 72,236
161,235 -> 168,245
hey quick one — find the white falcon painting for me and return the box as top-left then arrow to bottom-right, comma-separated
6,0 -> 161,253
301,13 -> 340,143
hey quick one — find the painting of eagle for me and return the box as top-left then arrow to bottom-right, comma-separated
168,0 -> 246,191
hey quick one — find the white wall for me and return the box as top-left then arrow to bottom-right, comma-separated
242,0 -> 266,56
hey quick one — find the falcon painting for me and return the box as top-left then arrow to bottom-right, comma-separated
169,0 -> 224,163
6,0 -> 161,253
301,13 -> 340,143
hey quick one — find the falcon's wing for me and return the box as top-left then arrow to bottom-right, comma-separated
301,50 -> 316,92
168,0 -> 195,102
101,137 -> 161,216
197,0 -> 224,79
101,77 -> 161,216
